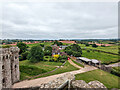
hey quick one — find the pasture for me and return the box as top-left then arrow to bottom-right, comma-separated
82,50 -> 119,64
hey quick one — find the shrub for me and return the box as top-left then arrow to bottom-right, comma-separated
40,44 -> 44,47
92,44 -> 98,48
2,45 -> 12,48
85,43 -> 90,46
53,54 -> 59,61
101,45 -> 105,47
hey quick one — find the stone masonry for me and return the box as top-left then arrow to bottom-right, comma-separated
0,47 -> 20,89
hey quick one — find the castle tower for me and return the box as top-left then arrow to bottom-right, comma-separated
0,47 -> 20,89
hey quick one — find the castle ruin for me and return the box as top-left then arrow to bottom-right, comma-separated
0,47 -> 20,89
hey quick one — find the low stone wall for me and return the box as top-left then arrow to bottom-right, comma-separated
12,73 -> 109,90
72,80 -> 107,90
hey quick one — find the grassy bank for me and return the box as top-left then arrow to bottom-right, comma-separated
20,60 -> 63,80
75,69 -> 120,89
33,60 -> 79,79
72,59 -> 84,68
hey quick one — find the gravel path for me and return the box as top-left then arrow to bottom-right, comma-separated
68,59 -> 82,69
12,60 -> 97,88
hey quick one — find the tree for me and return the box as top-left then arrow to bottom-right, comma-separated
20,51 -> 29,60
65,50 -> 73,56
44,46 -> 52,56
92,44 -> 98,48
27,45 -> 44,63
71,44 -> 82,55
17,42 -> 28,54
54,41 -> 63,46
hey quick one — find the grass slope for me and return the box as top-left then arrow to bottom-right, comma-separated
20,60 -> 63,80
71,59 -> 84,67
34,60 -> 79,79
75,69 -> 120,89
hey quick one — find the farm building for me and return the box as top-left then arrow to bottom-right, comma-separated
76,57 -> 101,67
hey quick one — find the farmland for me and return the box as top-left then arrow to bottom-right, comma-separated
79,44 -> 118,54
82,50 -> 119,64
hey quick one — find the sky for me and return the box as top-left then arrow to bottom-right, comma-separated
0,2 -> 118,40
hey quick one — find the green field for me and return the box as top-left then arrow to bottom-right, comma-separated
82,50 -> 119,64
75,69 -> 120,89
79,44 -> 118,54
20,60 -> 63,80
33,60 -> 79,79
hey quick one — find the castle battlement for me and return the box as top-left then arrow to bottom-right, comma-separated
0,47 -> 20,89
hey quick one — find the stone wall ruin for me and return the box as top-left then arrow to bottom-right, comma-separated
0,47 -> 20,89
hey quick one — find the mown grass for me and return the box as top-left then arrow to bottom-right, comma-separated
79,44 -> 118,54
71,59 -> 84,67
20,60 -> 63,80
75,69 -> 120,89
82,50 -> 119,64
33,60 -> 79,79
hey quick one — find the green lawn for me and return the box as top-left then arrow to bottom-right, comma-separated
79,44 -> 118,54
82,50 -> 119,64
33,60 -> 79,79
75,69 -> 120,89
72,59 -> 84,68
20,60 -> 63,80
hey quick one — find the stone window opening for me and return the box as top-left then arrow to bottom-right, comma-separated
2,78 -> 6,86
15,56 -> 17,59
15,65 -> 17,68
6,55 -> 8,59
2,65 -> 4,70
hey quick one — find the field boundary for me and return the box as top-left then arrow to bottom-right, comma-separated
82,48 -> 119,55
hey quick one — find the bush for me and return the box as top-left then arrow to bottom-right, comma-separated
101,45 -> 105,47
27,45 -> 44,63
85,43 -> 90,46
40,44 -> 44,47
53,54 -> 59,61
92,44 -> 98,48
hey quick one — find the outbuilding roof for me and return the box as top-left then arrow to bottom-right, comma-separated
91,59 -> 99,63
79,57 -> 91,62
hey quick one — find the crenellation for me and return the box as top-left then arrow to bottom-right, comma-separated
0,47 -> 20,90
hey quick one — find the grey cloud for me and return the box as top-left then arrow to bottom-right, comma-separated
1,2 -> 118,39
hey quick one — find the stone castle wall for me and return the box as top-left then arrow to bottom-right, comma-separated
0,47 -> 20,90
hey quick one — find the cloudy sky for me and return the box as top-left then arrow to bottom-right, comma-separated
1,2 -> 118,39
